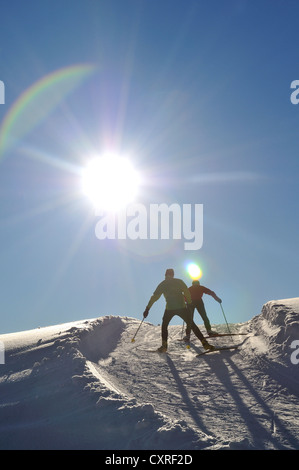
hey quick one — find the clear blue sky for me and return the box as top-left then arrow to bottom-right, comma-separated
0,0 -> 298,333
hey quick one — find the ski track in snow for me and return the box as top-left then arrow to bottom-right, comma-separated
0,299 -> 299,450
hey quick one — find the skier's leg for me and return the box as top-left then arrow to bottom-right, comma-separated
161,310 -> 175,343
189,318 -> 205,341
198,300 -> 212,332
179,308 -> 204,341
179,308 -> 215,351
185,303 -> 195,337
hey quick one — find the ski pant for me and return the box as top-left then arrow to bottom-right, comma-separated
161,307 -> 205,343
186,299 -> 211,335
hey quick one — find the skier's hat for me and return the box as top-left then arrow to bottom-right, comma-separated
192,280 -> 200,285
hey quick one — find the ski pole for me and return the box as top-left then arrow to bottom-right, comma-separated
181,321 -> 185,339
219,303 -> 233,338
131,317 -> 145,343
180,321 -> 190,349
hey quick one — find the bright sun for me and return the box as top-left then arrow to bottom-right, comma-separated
82,154 -> 140,211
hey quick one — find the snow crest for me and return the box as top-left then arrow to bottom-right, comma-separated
0,300 -> 299,450
244,298 -> 299,395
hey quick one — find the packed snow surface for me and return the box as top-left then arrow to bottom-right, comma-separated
0,298 -> 299,450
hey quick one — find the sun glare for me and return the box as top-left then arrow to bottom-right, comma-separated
187,263 -> 202,280
81,154 -> 140,211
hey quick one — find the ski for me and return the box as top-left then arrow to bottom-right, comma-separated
196,345 -> 239,357
205,333 -> 248,338
178,333 -> 248,343
135,347 -> 187,355
146,344 -> 240,355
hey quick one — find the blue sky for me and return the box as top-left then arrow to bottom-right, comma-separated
0,0 -> 298,333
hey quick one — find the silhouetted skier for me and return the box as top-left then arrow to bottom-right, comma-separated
183,280 -> 222,341
143,269 -> 215,352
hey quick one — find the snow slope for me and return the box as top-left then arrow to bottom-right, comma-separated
0,298 -> 298,450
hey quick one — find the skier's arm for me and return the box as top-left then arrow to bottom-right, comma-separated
147,291 -> 162,310
203,287 -> 222,303
183,285 -> 192,305
181,281 -> 192,305
143,285 -> 163,317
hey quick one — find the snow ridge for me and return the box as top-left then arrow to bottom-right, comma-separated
0,300 -> 299,450
245,298 -> 299,398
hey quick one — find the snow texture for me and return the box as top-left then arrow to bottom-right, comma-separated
0,298 -> 298,450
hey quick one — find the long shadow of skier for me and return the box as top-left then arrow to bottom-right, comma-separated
225,356 -> 299,449
202,351 -> 299,449
165,355 -> 215,440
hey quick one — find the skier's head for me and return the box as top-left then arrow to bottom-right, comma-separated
192,280 -> 200,285
165,268 -> 174,279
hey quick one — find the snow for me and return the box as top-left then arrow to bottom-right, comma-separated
0,299 -> 299,450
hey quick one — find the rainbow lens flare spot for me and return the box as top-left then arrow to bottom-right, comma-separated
187,263 -> 202,280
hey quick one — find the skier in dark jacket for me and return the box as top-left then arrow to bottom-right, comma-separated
183,280 -> 222,341
143,269 -> 215,353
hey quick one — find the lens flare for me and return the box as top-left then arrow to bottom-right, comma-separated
0,64 -> 95,159
187,263 -> 202,280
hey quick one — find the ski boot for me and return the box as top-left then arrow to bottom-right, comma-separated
202,339 -> 215,351
157,340 -> 167,353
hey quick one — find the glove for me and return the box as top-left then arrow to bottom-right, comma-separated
216,296 -> 222,304
143,307 -> 149,318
